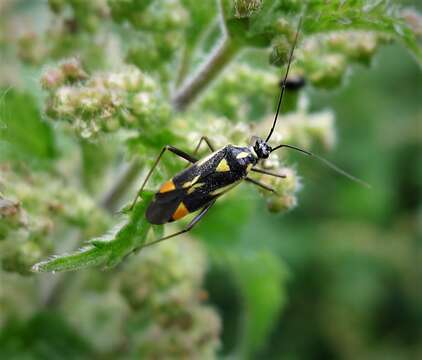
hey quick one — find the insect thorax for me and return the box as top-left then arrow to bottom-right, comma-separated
225,145 -> 258,174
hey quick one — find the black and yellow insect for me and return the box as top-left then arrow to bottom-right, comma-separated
132,18 -> 367,247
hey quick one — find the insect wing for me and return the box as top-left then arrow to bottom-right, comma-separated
146,188 -> 186,224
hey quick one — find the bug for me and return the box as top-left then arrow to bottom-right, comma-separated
131,17 -> 368,248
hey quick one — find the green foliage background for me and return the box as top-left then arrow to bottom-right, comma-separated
0,0 -> 421,359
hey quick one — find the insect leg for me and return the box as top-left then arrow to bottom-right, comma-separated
245,177 -> 278,194
251,167 -> 286,179
130,145 -> 198,210
193,136 -> 215,154
140,200 -> 216,249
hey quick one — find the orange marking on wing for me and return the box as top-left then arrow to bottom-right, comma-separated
159,180 -> 176,193
172,202 -> 189,220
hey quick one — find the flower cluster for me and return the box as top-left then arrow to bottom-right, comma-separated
117,238 -> 220,358
234,0 -> 263,18
265,102 -> 336,150
43,61 -> 167,138
0,164 -> 108,274
199,64 -> 279,122
402,8 -> 422,36
41,58 -> 88,89
110,0 -> 189,77
11,0 -> 111,69
257,160 -> 301,212
48,0 -> 110,32
298,31 -> 390,88
57,237 -> 221,358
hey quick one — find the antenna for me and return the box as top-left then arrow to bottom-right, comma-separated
265,16 -> 303,143
271,144 -> 371,188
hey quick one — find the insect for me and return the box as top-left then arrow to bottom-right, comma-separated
283,74 -> 306,91
131,17 -> 368,248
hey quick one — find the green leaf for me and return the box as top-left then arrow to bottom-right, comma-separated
303,0 -> 422,64
32,192 -> 154,272
0,89 -> 56,166
226,0 -> 422,66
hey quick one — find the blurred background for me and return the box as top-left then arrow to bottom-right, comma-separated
1,1 -> 421,359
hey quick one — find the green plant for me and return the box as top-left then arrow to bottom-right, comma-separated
1,1 -> 421,358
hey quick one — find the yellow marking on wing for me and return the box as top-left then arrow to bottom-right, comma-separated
182,175 -> 200,188
209,181 -> 240,196
172,202 -> 189,220
187,182 -> 204,194
246,164 -> 253,172
159,180 -> 176,193
216,158 -> 230,172
236,152 -> 250,159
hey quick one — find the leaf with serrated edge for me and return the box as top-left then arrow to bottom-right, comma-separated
32,192 -> 154,273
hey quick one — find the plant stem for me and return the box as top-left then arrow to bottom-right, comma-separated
100,158 -> 142,212
175,45 -> 193,87
172,35 -> 241,111
101,24 -> 241,210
